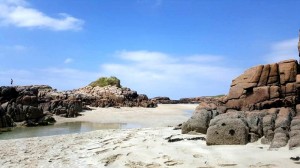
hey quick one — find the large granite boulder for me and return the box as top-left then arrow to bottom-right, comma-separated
207,117 -> 249,145
182,109 -> 212,134
181,99 -> 226,134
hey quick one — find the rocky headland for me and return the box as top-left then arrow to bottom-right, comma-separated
182,59 -> 300,149
0,77 -> 157,131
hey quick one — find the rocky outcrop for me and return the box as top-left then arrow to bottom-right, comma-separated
1,83 -> 156,130
226,59 -> 298,111
182,59 -> 300,149
73,86 -> 157,108
151,97 -> 178,104
0,86 -> 56,130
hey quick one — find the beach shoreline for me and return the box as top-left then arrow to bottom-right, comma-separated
53,104 -> 198,128
1,126 -> 300,167
1,104 -> 300,167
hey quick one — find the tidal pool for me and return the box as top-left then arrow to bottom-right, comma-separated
0,105 -> 196,140
0,122 -> 141,140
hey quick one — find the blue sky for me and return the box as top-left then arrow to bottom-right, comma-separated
0,0 -> 299,99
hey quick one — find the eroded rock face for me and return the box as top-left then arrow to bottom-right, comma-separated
224,59 -> 300,148
226,59 -> 298,111
183,59 -> 300,149
1,83 -> 157,130
73,86 -> 157,108
0,86 -> 56,129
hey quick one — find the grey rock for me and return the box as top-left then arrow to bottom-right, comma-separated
182,109 -> 212,134
206,118 -> 249,145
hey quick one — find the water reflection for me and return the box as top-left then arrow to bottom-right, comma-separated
0,122 -> 142,140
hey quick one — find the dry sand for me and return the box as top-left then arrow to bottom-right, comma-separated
1,104 -> 300,168
54,104 -> 197,127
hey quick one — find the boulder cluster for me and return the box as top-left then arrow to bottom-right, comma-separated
182,59 -> 300,149
0,84 -> 156,131
0,85 -> 57,130
73,86 -> 157,108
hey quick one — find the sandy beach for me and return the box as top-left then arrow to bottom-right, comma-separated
1,104 -> 300,168
53,104 -> 198,127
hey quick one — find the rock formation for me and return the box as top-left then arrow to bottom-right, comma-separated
182,59 -> 300,149
226,59 -> 298,111
0,86 -> 56,129
152,96 -> 224,104
0,79 -> 157,131
73,85 -> 157,108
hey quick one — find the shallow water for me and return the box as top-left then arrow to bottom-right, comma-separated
0,122 -> 142,140
0,108 -> 194,140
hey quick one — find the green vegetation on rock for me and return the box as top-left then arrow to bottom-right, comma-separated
89,76 -> 121,88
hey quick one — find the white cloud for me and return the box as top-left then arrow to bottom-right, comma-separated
101,50 -> 241,98
264,38 -> 298,63
0,0 -> 84,31
185,55 -> 224,62
0,50 -> 242,99
64,58 -> 73,64
117,50 -> 177,63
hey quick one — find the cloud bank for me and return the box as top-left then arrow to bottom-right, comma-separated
0,0 -> 84,31
100,50 -> 240,98
265,38 -> 298,63
0,50 -> 241,99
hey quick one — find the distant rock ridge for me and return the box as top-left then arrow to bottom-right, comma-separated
151,96 -> 225,104
182,59 -> 300,150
